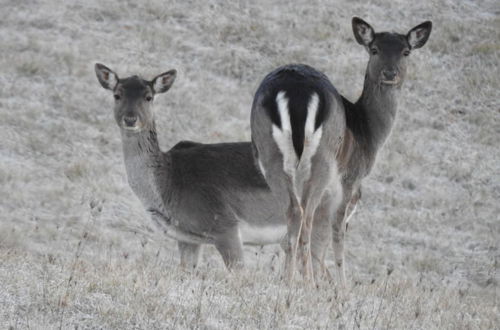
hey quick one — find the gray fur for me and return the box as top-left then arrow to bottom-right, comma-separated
251,64 -> 345,285
249,17 -> 431,286
330,17 -> 432,286
95,64 -> 287,270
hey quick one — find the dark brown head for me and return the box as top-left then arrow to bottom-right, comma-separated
95,63 -> 177,132
352,17 -> 432,87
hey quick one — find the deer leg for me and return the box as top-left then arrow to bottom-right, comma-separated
178,241 -> 202,270
332,184 -> 362,287
296,176 -> 332,286
344,186 -> 361,231
335,187 -> 361,283
296,181 -> 318,286
310,194 -> 335,283
261,163 -> 303,283
297,201 -> 317,286
214,226 -> 244,271
283,183 -> 303,283
332,194 -> 350,288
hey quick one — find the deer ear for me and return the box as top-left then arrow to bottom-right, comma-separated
152,70 -> 177,94
95,63 -> 118,90
407,21 -> 432,49
352,17 -> 374,46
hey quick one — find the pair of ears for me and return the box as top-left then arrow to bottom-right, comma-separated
96,18 -> 432,91
352,17 -> 432,50
95,63 -> 177,94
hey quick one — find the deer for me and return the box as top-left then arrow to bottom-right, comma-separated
95,64 -> 291,270
251,65 -> 346,286
250,17 -> 432,286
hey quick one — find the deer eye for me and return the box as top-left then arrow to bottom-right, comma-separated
114,94 -> 121,100
145,95 -> 152,102
370,48 -> 378,55
403,50 -> 410,56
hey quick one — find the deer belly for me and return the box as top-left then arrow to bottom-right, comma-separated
239,222 -> 287,245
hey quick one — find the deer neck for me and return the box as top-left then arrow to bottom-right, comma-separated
355,74 -> 399,149
120,123 -> 169,211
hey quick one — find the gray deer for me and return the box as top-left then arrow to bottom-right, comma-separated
95,64 -> 288,270
251,17 -> 432,286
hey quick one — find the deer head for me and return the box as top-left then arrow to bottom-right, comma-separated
352,17 -> 432,87
95,63 -> 177,132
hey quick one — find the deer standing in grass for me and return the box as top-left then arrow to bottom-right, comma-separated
95,64 -> 290,270
251,65 -> 345,285
251,17 -> 432,286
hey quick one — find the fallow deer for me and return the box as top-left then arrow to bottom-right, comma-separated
250,17 -> 432,286
95,64 -> 289,270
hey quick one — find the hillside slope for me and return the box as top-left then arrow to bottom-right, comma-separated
0,0 -> 498,328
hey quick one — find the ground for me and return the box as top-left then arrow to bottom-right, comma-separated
0,0 -> 498,328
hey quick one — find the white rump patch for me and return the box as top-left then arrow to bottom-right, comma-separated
272,91 -> 298,177
271,91 -> 325,196
303,93 -> 322,157
295,93 -> 323,194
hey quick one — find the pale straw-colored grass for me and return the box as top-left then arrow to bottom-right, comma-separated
1,0 -> 498,328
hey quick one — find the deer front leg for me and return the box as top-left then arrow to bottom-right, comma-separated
214,226 -> 244,271
332,185 -> 361,287
178,241 -> 202,270
332,189 -> 352,288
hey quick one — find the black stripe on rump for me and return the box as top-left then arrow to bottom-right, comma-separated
258,64 -> 333,158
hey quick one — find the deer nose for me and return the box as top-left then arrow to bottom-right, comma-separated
123,116 -> 137,127
382,69 -> 398,81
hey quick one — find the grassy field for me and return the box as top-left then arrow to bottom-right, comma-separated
0,0 -> 498,328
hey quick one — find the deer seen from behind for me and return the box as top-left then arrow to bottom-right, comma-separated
330,17 -> 432,286
250,17 -> 432,287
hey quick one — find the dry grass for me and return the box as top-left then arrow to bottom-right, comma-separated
0,0 -> 498,328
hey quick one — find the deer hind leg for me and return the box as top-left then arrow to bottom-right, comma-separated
178,241 -> 202,270
344,187 -> 361,231
255,143 -> 302,282
310,193 -> 336,283
282,176 -> 303,283
297,202 -> 317,286
298,163 -> 341,286
256,161 -> 303,282
296,186 -> 322,286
